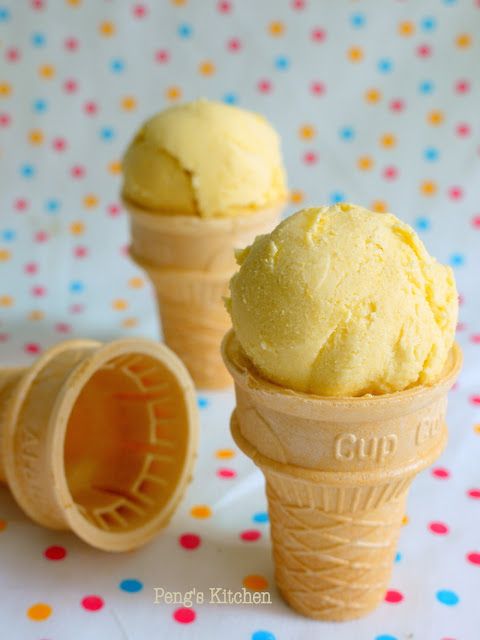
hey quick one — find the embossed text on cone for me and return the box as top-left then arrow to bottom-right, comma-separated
222,331 -> 462,621
0,338 -> 198,552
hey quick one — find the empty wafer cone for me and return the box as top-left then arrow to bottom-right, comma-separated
0,337 -> 198,552
222,330 -> 462,621
124,198 -> 284,389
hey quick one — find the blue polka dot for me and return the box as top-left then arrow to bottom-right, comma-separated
223,92 -> 238,105
419,80 -> 434,95
252,511 -> 269,524
0,6 -> 11,21
20,164 -> 35,178
420,16 -> 436,31
252,632 -> 276,640
424,147 -> 439,162
415,217 -> 431,231
1,229 -> 16,242
197,396 -> 209,409
436,589 -> 459,606
45,199 -> 60,213
450,253 -> 465,267
31,32 -> 46,47
339,126 -> 355,141
394,551 -> 402,563
178,23 -> 193,38
110,58 -> 125,73
33,98 -> 48,113
100,126 -> 115,141
443,0 -> 456,5
274,55 -> 290,71
69,280 -> 85,293
350,12 -> 366,28
330,191 -> 346,204
378,58 -> 393,73
375,636 -> 398,640
119,579 -> 143,593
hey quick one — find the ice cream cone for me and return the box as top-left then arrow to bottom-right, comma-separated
0,338 -> 198,552
222,330 -> 462,621
124,198 -> 284,389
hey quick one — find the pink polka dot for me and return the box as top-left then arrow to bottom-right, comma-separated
155,49 -> 170,63
303,151 -> 318,165
227,38 -> 242,52
31,285 -> 46,297
467,552 -> 480,565
0,112 -> 11,127
311,28 -> 327,42
240,529 -> 262,542
5,47 -> 20,62
25,343 -> 41,355
83,101 -> 98,115
448,186 -> 463,200
389,98 -> 405,112
455,79 -> 470,94
34,231 -> 49,243
467,488 -> 480,499
55,322 -> 71,334
24,262 -> 38,275
0,333 -> 10,343
63,79 -> 78,94
64,37 -> 79,51
383,166 -> 398,180
107,203 -> 122,216
74,245 -> 88,258
179,533 -> 201,550
217,468 -> 237,479
217,1 -> 232,13
456,123 -> 471,137
310,81 -> 326,96
470,334 -> 480,344
292,0 -> 306,9
71,165 -> 86,179
416,44 -> 432,58
432,467 -> 450,479
471,215 -> 480,228
44,545 -> 67,561
81,595 -> 104,612
31,0 -> 45,9
69,303 -> 85,314
173,607 -> 196,624
132,3 -> 148,17
14,198 -> 29,211
428,521 -> 449,535
52,137 -> 67,152
385,589 -> 404,603
257,79 -> 273,94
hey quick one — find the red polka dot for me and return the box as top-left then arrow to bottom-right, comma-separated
132,3 -> 148,17
70,303 -> 85,314
217,468 -> 237,479
24,262 -> 38,275
469,396 -> 480,406
52,137 -> 67,152
311,28 -> 327,42
416,44 -> 432,58
467,488 -> 480,499
179,533 -> 201,550
74,245 -> 88,258
467,552 -> 480,565
257,79 -> 273,93
63,79 -> 78,94
31,0 -> 45,9
155,49 -> 170,63
5,47 -> 20,62
456,123 -> 471,137
217,0 -> 232,13
292,0 -> 306,8
432,467 -> 450,479
31,285 -> 46,297
0,112 -> 11,127
310,81 -> 326,96
25,343 -> 41,355
455,79 -> 470,94
14,198 -> 29,211
55,322 -> 71,334
71,165 -> 86,179
383,166 -> 398,180
470,334 -> 480,344
428,521 -> 449,535
64,37 -> 79,51
83,101 -> 98,115
34,231 -> 49,243
303,151 -> 318,165
389,98 -> 405,112
81,595 -> 104,611
448,186 -> 463,200
227,38 -> 242,52
44,545 -> 67,560
173,607 -> 196,624
240,529 -> 262,542
0,333 -> 9,343
385,589 -> 404,603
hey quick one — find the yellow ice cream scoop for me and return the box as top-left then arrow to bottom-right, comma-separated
122,98 -> 287,218
227,203 -> 458,397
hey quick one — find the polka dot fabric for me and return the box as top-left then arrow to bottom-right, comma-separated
0,1 -> 479,638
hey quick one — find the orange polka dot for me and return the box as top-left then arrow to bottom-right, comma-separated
0,249 -> 11,261
0,295 -> 13,307
83,194 -> 98,208
380,133 -> 396,149
215,448 -> 235,459
420,180 -> 437,196
128,277 -> 144,289
347,46 -> 363,62
402,514 -> 409,526
371,200 -> 388,213
165,85 -> 182,101
0,82 -> 12,97
298,124 -> 315,140
99,21 -> 115,36
39,64 -> 55,79
243,574 -> 269,591
0,520 -> 7,532
112,299 -> 128,311
365,88 -> 381,104
108,160 -> 121,175
474,423 -> 480,434
456,33 -> 471,48
357,155 -> 374,171
428,110 -> 444,126
28,310 -> 44,321
290,189 -> 304,205
28,129 -> 44,145
122,317 -> 138,328
268,21 -> 285,36
190,505 -> 212,519
27,603 -> 52,621
121,96 -> 137,111
398,21 -> 415,37
171,0 -> 187,5
70,221 -> 85,235
66,0 -> 81,5
199,60 -> 215,76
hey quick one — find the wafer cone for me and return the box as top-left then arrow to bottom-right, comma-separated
222,331 -> 462,621
0,338 -> 198,552
124,198 -> 284,389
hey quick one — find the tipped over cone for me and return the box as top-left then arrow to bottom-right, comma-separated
0,338 -> 198,552
222,330 -> 462,621
124,198 -> 284,389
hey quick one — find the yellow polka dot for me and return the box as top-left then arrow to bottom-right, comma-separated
27,603 -> 52,621
0,83 -> 12,97
243,574 -> 269,591
428,110 -> 444,126
402,514 -> 409,526
456,33 -> 471,48
371,200 -> 388,213
0,295 -> 13,307
365,88 -> 381,104
199,60 -> 215,76
268,21 -> 285,37
398,21 -> 415,36
290,189 -> 304,205
298,124 -> 315,140
171,0 -> 187,5
215,448 -> 235,459
83,194 -> 98,209
357,155 -> 374,171
28,129 -> 44,145
38,64 -> 55,79
380,133 -> 396,149
70,221 -> 85,235
128,277 -> 144,289
28,310 -> 44,321
122,317 -> 138,328
66,0 -> 81,5
420,180 -> 437,196
0,249 -> 11,261
99,21 -> 115,37
474,423 -> 480,434
0,519 -> 7,532
190,505 -> 212,519
112,299 -> 128,311
165,85 -> 182,101
121,96 -> 137,111
347,46 -> 363,62
108,160 -> 121,175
